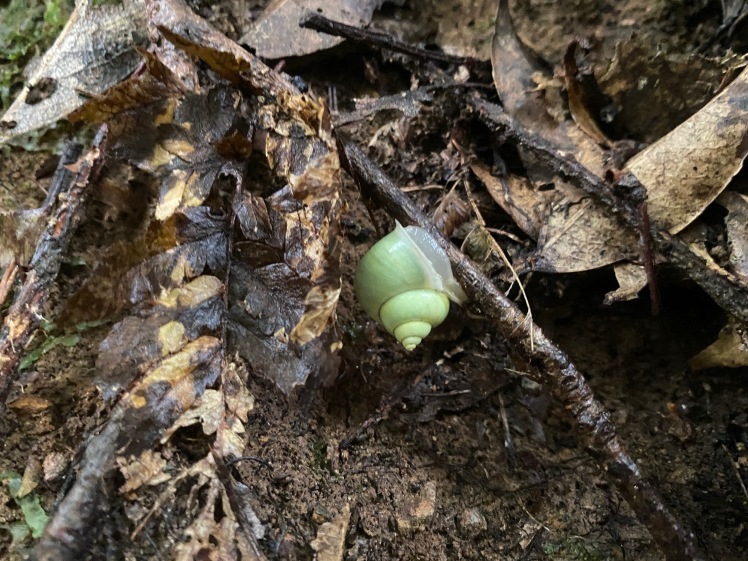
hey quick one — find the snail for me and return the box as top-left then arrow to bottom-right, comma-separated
354,221 -> 467,350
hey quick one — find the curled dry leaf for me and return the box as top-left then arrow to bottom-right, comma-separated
241,0 -> 387,59
0,0 -> 145,144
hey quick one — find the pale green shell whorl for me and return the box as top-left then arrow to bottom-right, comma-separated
354,222 -> 467,350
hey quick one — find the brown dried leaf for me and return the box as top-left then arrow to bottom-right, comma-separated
717,191 -> 748,283
161,389 -> 223,442
491,0 -> 635,273
471,162 -> 546,240
627,66 -> 748,234
690,318 -> 748,370
116,450 -> 171,494
7,395 -> 52,415
148,0 -> 297,96
69,49 -> 188,123
173,478 -> 260,561
597,36 -> 730,142
432,189 -> 471,238
605,263 -> 648,304
241,0 -> 386,59
0,0 -> 145,144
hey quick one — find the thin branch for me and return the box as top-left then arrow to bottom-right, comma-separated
338,137 -> 707,561
300,12 -> 489,71
0,131 -> 106,408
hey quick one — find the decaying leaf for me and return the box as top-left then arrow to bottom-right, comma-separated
471,162 -> 546,240
173,477 -> 261,561
241,0 -> 387,59
626,66 -> 748,234
605,263 -> 648,304
690,318 -> 748,370
717,191 -> 748,283
96,275 -> 224,399
62,207 -> 227,325
491,0 -> 636,273
145,0 -> 343,392
0,0 -> 145,144
116,449 -> 171,494
490,0 -> 748,286
597,36 -> 731,142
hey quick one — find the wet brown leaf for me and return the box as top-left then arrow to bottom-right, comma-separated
626,66 -> 748,234
0,0 -> 145,143
241,0 -> 387,59
63,207 -> 227,324
97,275 -> 224,399
491,0 -> 636,273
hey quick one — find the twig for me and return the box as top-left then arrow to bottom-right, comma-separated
0,132 -> 105,408
638,202 -> 661,315
471,97 -> 748,325
300,12 -> 489,71
338,137 -> 707,561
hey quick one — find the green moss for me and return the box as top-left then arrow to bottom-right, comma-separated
0,0 -> 74,111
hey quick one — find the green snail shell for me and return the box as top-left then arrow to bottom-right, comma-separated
354,222 -> 467,351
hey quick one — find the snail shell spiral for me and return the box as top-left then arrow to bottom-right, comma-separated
354,222 -> 467,350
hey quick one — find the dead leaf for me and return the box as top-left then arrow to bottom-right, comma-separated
471,162 -> 546,240
116,450 -> 171,494
148,0 -> 298,96
605,263 -> 648,304
491,0 -> 636,273
626,66 -> 748,234
597,36 -> 730,142
717,191 -> 748,283
241,0 -> 387,59
311,504 -> 351,561
690,318 -> 748,370
563,39 -> 612,147
0,0 -> 145,144
18,455 -> 42,498
97,275 -> 224,399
